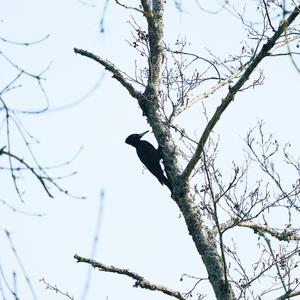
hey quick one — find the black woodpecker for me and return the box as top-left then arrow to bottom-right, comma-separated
125,131 -> 171,190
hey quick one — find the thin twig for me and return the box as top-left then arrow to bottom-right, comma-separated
115,0 -> 143,14
40,278 -> 74,300
262,233 -> 288,295
262,0 -> 276,32
80,191 -> 105,300
1,150 -> 53,198
5,231 -> 38,300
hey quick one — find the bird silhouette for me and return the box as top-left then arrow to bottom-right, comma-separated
125,131 -> 171,190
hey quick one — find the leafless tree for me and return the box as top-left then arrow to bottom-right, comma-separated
74,1 -> 300,300
0,25 -> 84,300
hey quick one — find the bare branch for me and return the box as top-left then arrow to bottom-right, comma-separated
74,255 -> 186,300
271,34 -> 300,52
40,278 -> 74,300
262,0 -> 276,32
217,218 -> 300,242
172,32 -> 300,119
73,48 -> 142,100
80,191 -> 105,300
275,289 -> 300,300
181,5 -> 300,182
0,197 -> 44,217
202,151 -> 229,285
238,221 -> 300,241
4,230 -> 38,300
262,233 -> 288,296
173,63 -> 246,118
0,34 -> 50,46
1,149 -> 54,198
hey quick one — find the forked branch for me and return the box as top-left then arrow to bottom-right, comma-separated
181,5 -> 300,182
1,149 -> 53,198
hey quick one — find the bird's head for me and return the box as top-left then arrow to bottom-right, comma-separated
125,130 -> 149,147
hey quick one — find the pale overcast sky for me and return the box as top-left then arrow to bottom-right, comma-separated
1,1 -> 300,300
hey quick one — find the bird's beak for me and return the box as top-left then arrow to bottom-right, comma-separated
139,130 -> 149,138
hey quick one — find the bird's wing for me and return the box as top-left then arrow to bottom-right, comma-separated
136,141 -> 161,165
136,141 -> 171,189
136,141 -> 164,175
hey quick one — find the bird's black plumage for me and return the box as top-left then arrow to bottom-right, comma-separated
125,131 -> 171,190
